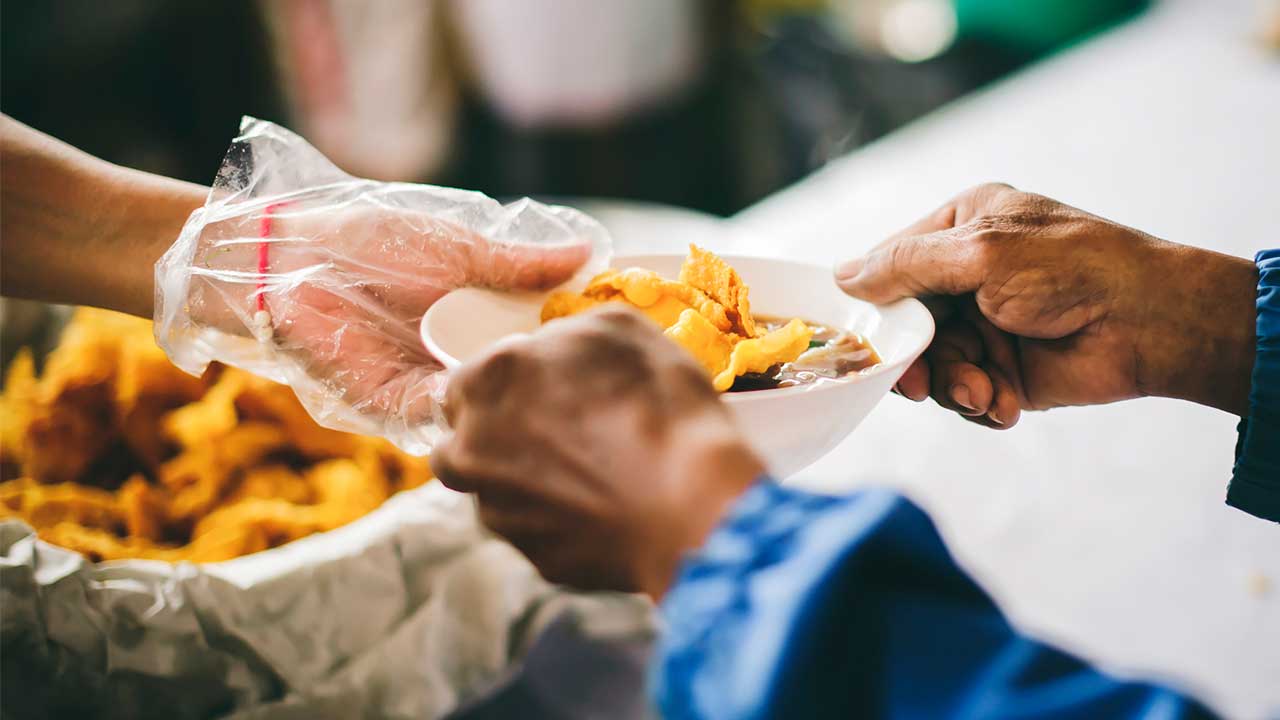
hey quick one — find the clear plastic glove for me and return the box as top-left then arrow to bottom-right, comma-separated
155,117 -> 609,454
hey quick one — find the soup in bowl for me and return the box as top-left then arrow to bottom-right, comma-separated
422,252 -> 934,476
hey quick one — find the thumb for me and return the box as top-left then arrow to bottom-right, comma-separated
834,229 -> 987,304
467,239 -> 593,291
833,182 -> 1016,304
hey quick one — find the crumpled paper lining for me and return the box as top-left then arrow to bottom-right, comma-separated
0,482 -> 655,719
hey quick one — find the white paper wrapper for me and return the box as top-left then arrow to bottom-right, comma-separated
0,483 -> 654,718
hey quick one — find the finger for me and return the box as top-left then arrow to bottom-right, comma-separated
431,439 -> 537,497
446,334 -> 540,418
923,317 -> 991,415
961,303 -> 1029,407
934,316 -> 985,363
836,229 -> 987,304
931,362 -> 993,417
476,501 -> 561,539
443,407 -> 541,473
336,213 -> 594,313
430,440 -> 478,493
268,282 -> 435,406
896,356 -> 930,402
983,365 -> 1022,428
959,365 -> 1023,429
441,383 -> 461,427
470,240 -> 593,291
926,330 -> 993,415
835,183 -> 1017,303
357,366 -> 450,433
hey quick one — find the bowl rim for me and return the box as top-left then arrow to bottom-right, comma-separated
421,252 -> 936,403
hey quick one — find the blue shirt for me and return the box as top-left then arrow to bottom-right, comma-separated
651,250 -> 1280,718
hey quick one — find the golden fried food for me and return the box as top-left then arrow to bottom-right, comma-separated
0,308 -> 434,563
0,350 -> 37,472
584,268 -> 734,331
679,245 -> 757,338
541,291 -> 604,324
713,319 -> 812,391
663,309 -> 736,380
542,245 -> 812,391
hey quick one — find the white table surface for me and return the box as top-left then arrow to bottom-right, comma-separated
715,0 -> 1278,717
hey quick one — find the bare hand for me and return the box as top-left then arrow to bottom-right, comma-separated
836,183 -> 1257,426
432,308 -> 764,598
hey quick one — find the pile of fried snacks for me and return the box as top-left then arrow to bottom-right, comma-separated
0,308 -> 432,563
542,245 -> 814,391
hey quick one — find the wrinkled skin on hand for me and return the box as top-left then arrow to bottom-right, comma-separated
837,183 -> 1257,426
432,308 -> 763,598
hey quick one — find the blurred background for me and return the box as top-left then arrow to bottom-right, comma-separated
1,0 -> 1159,366
1,0 -> 1150,217
5,4 -> 1280,718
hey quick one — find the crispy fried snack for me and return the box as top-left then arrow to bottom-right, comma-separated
542,246 -> 813,391
0,308 -> 433,563
713,319 -> 812,391
584,268 -> 734,331
678,244 -> 757,338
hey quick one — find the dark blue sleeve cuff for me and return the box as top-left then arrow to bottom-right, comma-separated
1228,249 -> 1280,523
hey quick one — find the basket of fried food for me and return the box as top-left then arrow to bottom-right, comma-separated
0,307 -> 433,563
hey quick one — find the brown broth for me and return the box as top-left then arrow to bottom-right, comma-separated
728,315 -> 881,392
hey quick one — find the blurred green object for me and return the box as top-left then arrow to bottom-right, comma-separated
954,0 -> 1150,53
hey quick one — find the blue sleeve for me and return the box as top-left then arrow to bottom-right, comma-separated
651,480 -> 1216,720
1227,249 -> 1280,522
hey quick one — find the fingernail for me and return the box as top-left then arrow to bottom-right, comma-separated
834,258 -> 863,283
987,408 -> 1003,425
950,385 -> 977,413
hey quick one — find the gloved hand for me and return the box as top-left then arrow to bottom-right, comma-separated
155,118 -> 608,454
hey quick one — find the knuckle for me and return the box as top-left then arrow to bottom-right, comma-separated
886,238 -> 919,275
567,323 -> 650,367
976,181 -> 1017,199
590,305 -> 649,332
442,445 -> 485,479
929,201 -> 959,229
473,343 -> 536,386
430,444 -> 477,491
961,182 -> 1016,207
964,216 -> 1016,249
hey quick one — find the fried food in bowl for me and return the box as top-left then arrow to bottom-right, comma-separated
0,308 -> 433,563
422,246 -> 934,475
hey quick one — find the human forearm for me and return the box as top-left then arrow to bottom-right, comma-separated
1137,243 -> 1258,416
0,115 -> 206,318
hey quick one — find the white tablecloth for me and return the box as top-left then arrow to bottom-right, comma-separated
720,0 -> 1279,716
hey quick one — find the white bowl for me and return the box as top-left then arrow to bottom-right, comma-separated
422,254 -> 934,477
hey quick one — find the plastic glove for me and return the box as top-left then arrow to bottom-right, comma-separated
155,117 -> 609,454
